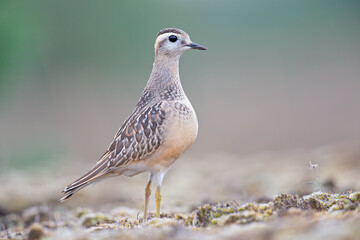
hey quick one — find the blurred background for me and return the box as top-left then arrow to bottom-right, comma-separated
0,0 -> 359,212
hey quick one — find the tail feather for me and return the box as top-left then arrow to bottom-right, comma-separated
66,152 -> 111,189
60,176 -> 104,202
60,152 -> 111,202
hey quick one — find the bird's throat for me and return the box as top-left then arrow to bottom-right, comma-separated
147,55 -> 182,91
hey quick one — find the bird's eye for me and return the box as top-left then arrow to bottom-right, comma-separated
168,35 -> 178,42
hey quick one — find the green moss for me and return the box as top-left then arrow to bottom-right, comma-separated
349,192 -> 360,203
272,194 -> 300,210
81,213 -> 114,228
182,191 -> 360,228
3,191 -> 359,236
238,203 -> 252,211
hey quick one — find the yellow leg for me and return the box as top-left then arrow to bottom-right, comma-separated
143,180 -> 151,222
155,186 -> 161,218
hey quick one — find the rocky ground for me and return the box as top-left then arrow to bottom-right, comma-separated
1,144 -> 359,240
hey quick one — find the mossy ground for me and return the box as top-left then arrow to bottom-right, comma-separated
1,191 -> 359,240
1,148 -> 359,239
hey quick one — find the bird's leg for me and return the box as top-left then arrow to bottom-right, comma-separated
143,180 -> 152,222
155,186 -> 161,218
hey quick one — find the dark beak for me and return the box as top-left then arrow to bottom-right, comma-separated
186,42 -> 207,50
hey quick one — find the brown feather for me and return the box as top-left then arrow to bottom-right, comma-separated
60,102 -> 167,201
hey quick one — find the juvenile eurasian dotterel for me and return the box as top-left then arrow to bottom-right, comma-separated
60,28 -> 206,221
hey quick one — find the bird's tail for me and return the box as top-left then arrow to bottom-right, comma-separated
60,152 -> 112,202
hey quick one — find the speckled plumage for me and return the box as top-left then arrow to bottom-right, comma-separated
60,28 -> 206,220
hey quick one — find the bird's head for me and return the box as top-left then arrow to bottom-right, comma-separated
154,28 -> 206,58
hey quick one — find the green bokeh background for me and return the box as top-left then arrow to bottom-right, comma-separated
0,0 -> 359,171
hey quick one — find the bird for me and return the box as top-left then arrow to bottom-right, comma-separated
60,28 -> 206,221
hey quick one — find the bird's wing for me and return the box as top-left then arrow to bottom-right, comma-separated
107,101 -> 167,168
60,101 -> 167,201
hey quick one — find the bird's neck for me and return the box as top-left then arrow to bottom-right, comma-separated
146,55 -> 182,92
